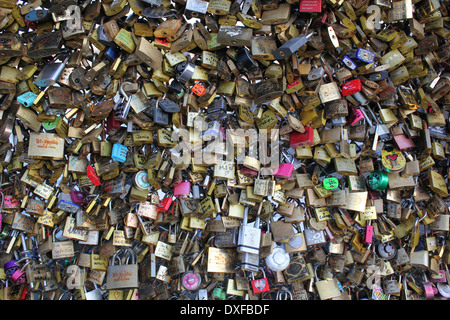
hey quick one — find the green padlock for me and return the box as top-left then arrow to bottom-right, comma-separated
323,177 -> 339,190
367,170 -> 389,191
212,287 -> 226,300
42,119 -> 58,130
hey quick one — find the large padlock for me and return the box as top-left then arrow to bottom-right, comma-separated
237,207 -> 261,255
106,248 -> 139,290
314,264 -> 342,300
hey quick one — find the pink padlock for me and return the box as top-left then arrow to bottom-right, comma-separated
273,163 -> 294,179
350,109 -> 365,126
174,181 -> 191,197
273,152 -> 295,179
364,224 -> 374,244
11,268 -> 27,285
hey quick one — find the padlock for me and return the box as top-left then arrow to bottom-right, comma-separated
290,126 -> 314,149
313,264 -> 342,300
114,82 -> 133,123
251,267 -> 270,294
273,152 -> 295,179
265,243 -> 290,272
212,286 -> 226,300
34,56 -> 69,88
237,207 -> 261,255
84,282 -> 104,300
106,248 -> 139,290
51,228 -> 75,260
156,194 -> 174,213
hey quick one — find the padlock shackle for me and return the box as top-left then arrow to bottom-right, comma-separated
119,82 -> 133,101
123,247 -> 137,265
242,206 -> 249,225
314,262 -> 326,281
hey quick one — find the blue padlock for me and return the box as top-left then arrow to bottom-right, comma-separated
104,46 -> 120,61
25,9 -> 50,22
342,56 -> 357,70
201,121 -> 220,141
337,280 -> 343,291
17,91 -> 38,107
57,193 -> 80,213
355,48 -> 375,64
111,143 -> 127,163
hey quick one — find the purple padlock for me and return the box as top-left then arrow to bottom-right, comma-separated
71,190 -> 88,206
4,260 -> 20,278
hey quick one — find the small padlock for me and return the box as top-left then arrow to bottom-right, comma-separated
251,267 -> 270,294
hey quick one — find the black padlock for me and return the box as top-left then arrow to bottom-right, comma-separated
97,25 -> 115,47
206,97 -> 227,121
28,31 -> 63,59
147,101 -> 170,126
168,80 -> 185,96
236,47 -> 258,71
272,33 -> 314,60
367,70 -> 389,82
158,99 -> 181,113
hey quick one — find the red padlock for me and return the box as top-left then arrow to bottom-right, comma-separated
251,268 -> 270,294
288,80 -> 301,89
311,12 -> 327,28
156,196 -> 173,213
106,112 -> 121,135
290,126 -> 314,149
86,165 -> 101,186
24,18 -> 37,30
341,79 -> 361,96
239,166 -> 258,177
156,38 -> 169,46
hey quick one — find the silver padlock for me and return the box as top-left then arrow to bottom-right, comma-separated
304,227 -> 326,247
240,252 -> 260,272
34,56 -> 69,88
192,184 -> 202,199
265,242 -> 290,272
197,288 -> 208,300
57,193 -> 80,213
114,82 -> 133,123
237,206 -> 261,255
85,282 -> 104,300
176,61 -> 195,84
